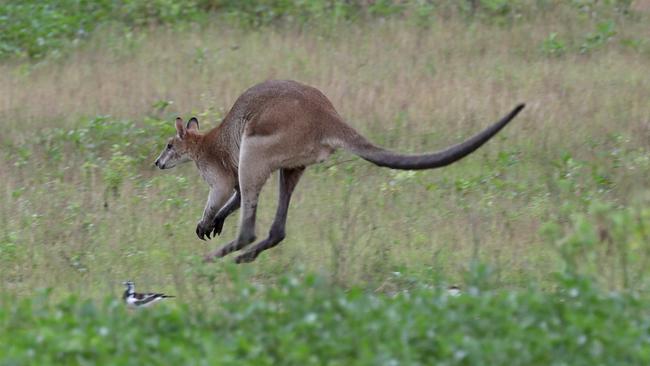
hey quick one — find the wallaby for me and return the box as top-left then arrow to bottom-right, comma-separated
154,80 -> 524,263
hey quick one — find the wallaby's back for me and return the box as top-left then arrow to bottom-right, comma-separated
218,79 -> 524,171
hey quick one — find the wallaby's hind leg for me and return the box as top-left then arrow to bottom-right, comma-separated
236,167 -> 305,263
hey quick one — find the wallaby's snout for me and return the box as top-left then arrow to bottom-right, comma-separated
154,158 -> 163,169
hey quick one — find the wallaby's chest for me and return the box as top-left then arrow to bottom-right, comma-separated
196,163 -> 224,188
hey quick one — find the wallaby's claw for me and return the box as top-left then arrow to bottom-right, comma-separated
212,218 -> 225,237
196,222 -> 214,241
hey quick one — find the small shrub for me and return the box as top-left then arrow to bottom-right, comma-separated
542,201 -> 650,291
103,145 -> 136,196
580,20 -> 617,53
541,32 -> 566,57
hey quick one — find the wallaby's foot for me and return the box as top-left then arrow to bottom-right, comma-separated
203,236 -> 256,262
203,247 -> 229,262
203,245 -> 235,263
235,250 -> 259,264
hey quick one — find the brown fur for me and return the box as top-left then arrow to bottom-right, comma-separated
154,80 -> 524,263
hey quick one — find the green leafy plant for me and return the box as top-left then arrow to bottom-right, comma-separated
542,201 -> 650,291
580,20 -> 617,53
2,272 -> 650,365
541,32 -> 566,56
103,145 -> 136,196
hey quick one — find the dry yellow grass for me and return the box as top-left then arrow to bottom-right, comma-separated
1,16 -> 649,299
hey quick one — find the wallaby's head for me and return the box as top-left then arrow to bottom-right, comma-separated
154,117 -> 200,169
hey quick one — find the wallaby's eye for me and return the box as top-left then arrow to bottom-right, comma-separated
167,143 -> 173,149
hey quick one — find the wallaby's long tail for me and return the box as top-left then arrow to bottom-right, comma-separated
342,104 -> 525,170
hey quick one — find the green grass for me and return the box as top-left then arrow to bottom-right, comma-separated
2,14 -> 648,298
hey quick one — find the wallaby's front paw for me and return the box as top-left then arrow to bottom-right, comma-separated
211,217 -> 226,237
196,221 -> 215,240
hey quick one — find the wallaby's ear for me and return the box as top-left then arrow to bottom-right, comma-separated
175,117 -> 186,138
187,117 -> 199,131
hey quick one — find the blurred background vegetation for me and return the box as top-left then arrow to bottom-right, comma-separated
1,0 -> 649,364
0,0 -> 642,60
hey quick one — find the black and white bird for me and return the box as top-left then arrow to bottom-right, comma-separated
447,285 -> 462,297
122,281 -> 174,308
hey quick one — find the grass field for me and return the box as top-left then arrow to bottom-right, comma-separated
1,2 -> 650,363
